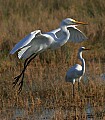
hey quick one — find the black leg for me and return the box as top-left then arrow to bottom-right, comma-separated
78,79 -> 80,91
74,106 -> 77,120
13,53 -> 35,87
13,53 -> 38,93
73,83 -> 75,98
18,72 -> 24,94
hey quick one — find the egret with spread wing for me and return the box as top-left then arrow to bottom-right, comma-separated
65,47 -> 90,97
10,18 -> 88,93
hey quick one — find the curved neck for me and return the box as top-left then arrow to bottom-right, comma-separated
78,51 -> 85,75
55,25 -> 70,46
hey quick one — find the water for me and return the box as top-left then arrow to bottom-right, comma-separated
100,73 -> 105,81
12,108 -> 55,120
85,103 -> 94,120
85,103 -> 105,120
10,104 -> 105,120
1,104 -> 105,119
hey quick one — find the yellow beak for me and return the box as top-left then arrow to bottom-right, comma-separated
84,48 -> 90,50
75,21 -> 88,25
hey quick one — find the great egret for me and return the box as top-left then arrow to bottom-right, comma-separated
10,18 -> 88,93
65,47 -> 90,97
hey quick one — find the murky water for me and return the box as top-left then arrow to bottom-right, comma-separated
12,108 -> 55,120
85,103 -> 94,120
7,103 -> 104,120
0,102 -> 105,120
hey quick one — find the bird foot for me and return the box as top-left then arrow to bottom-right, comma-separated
18,80 -> 23,94
13,74 -> 22,87
13,73 -> 24,93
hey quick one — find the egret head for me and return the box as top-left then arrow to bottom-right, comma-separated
78,47 -> 90,52
78,47 -> 90,59
61,18 -> 88,26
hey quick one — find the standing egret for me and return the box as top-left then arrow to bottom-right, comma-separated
65,47 -> 90,97
10,18 -> 88,93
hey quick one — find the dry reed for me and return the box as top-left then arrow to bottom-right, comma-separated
0,0 -> 105,119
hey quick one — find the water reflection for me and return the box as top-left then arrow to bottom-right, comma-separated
12,108 -> 24,119
12,103 -> 105,120
85,103 -> 94,119
85,103 -> 105,120
100,73 -> 105,81
12,108 -> 55,120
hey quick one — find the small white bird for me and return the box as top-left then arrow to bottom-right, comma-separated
65,47 -> 90,97
10,18 -> 88,93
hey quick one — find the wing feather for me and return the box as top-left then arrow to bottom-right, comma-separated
18,46 -> 31,59
10,30 -> 41,54
10,29 -> 53,59
66,64 -> 82,79
54,26 -> 88,42
17,34 -> 52,59
67,26 -> 88,42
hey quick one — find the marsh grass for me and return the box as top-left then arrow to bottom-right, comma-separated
0,0 -> 105,119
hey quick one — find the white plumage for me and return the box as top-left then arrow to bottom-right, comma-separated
66,64 -> 82,83
65,47 -> 90,97
10,18 -> 87,59
10,18 -> 88,92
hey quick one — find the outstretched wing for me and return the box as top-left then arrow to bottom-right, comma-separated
10,30 -> 41,54
67,26 -> 88,42
18,36 -> 49,59
10,30 -> 53,59
54,26 -> 88,42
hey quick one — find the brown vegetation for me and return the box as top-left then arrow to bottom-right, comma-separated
0,0 -> 105,119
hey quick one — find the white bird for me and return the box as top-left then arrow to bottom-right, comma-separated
10,18 -> 88,93
65,47 -> 90,97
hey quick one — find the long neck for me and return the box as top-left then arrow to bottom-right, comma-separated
78,51 -> 85,75
56,25 -> 70,46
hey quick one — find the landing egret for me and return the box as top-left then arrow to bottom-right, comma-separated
65,47 -> 90,97
10,18 -> 88,93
